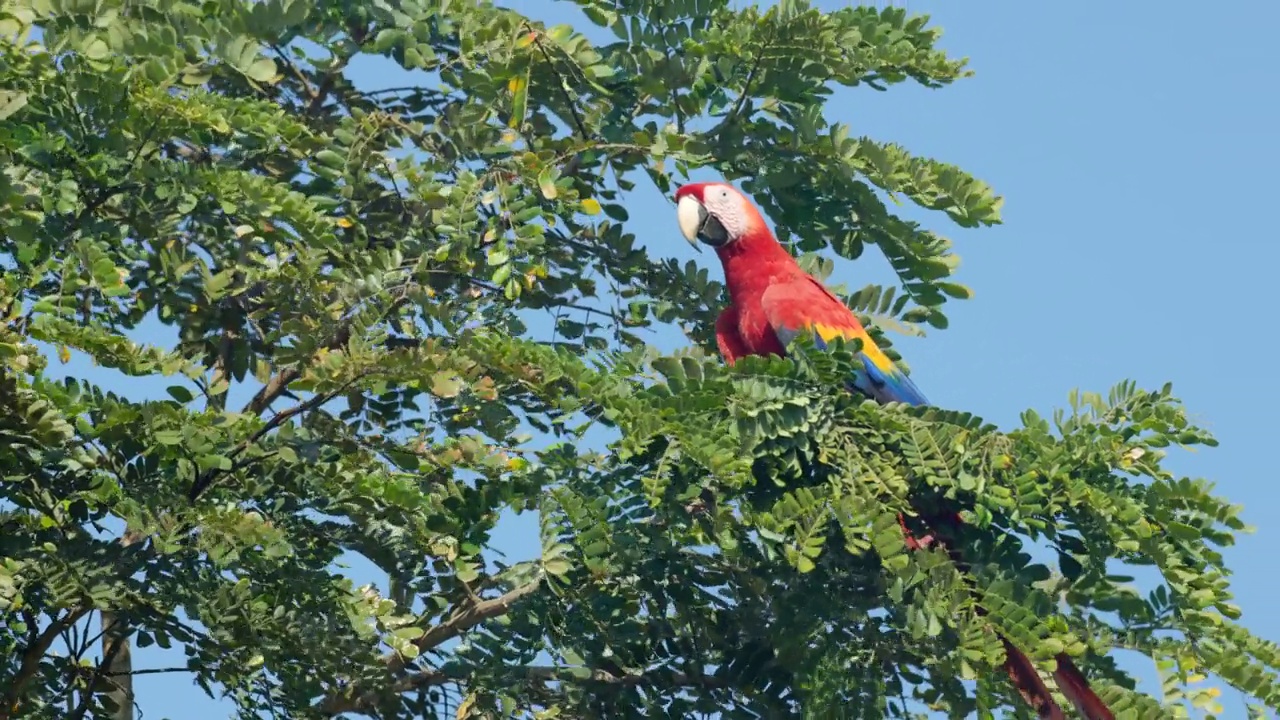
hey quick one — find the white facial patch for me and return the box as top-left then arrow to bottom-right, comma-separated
699,185 -> 752,242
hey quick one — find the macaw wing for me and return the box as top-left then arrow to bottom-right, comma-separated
761,277 -> 929,407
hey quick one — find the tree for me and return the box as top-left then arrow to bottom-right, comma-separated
1,0 -> 1276,718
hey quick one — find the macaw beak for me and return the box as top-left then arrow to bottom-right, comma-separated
676,195 -> 728,250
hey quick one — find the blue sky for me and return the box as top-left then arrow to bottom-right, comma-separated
50,0 -> 1280,717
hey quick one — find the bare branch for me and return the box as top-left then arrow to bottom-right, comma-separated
411,579 -> 542,660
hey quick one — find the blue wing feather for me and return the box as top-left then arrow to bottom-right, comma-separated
856,349 -> 929,406
810,329 -> 929,406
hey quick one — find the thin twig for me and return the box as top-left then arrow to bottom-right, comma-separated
458,274 -> 629,327
65,630 -> 129,720
101,666 -> 194,677
529,32 -> 592,140
270,44 -> 316,100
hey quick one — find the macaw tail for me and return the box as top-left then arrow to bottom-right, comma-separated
985,608 -> 1115,720
900,514 -> 1115,720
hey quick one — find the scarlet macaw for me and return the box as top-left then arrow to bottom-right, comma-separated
675,181 -> 1113,720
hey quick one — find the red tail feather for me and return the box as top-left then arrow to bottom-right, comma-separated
898,513 -> 1114,720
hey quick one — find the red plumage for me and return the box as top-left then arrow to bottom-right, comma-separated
709,216 -> 803,362
706,198 -> 854,362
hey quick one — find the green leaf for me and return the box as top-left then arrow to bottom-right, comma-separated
245,58 -> 279,83
82,37 -> 110,60
0,90 -> 28,121
509,66 -> 530,129
196,454 -> 233,472
393,626 -> 425,640
543,558 -> 571,576
315,150 -> 345,169
1059,553 -> 1083,582
431,372 -> 463,398
538,166 -> 558,200
154,430 -> 182,445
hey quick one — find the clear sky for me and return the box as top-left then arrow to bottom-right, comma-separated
60,0 -> 1280,717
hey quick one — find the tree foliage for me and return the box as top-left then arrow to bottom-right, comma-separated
1,0 -> 1276,718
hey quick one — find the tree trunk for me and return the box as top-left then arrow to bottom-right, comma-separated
100,528 -> 141,720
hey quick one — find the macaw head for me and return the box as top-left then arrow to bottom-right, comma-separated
675,182 -> 767,250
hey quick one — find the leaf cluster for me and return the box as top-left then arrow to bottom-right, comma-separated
0,0 -> 1274,718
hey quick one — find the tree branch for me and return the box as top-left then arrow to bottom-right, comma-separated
270,44 -> 316,100
101,666 -> 194,677
410,579 -> 541,661
190,282 -> 421,500
519,666 -> 728,688
241,293 -> 409,418
332,662 -> 727,717
318,580 -> 541,716
0,607 -> 92,720
187,372 -> 368,500
66,627 -> 130,720
709,30 -> 776,140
